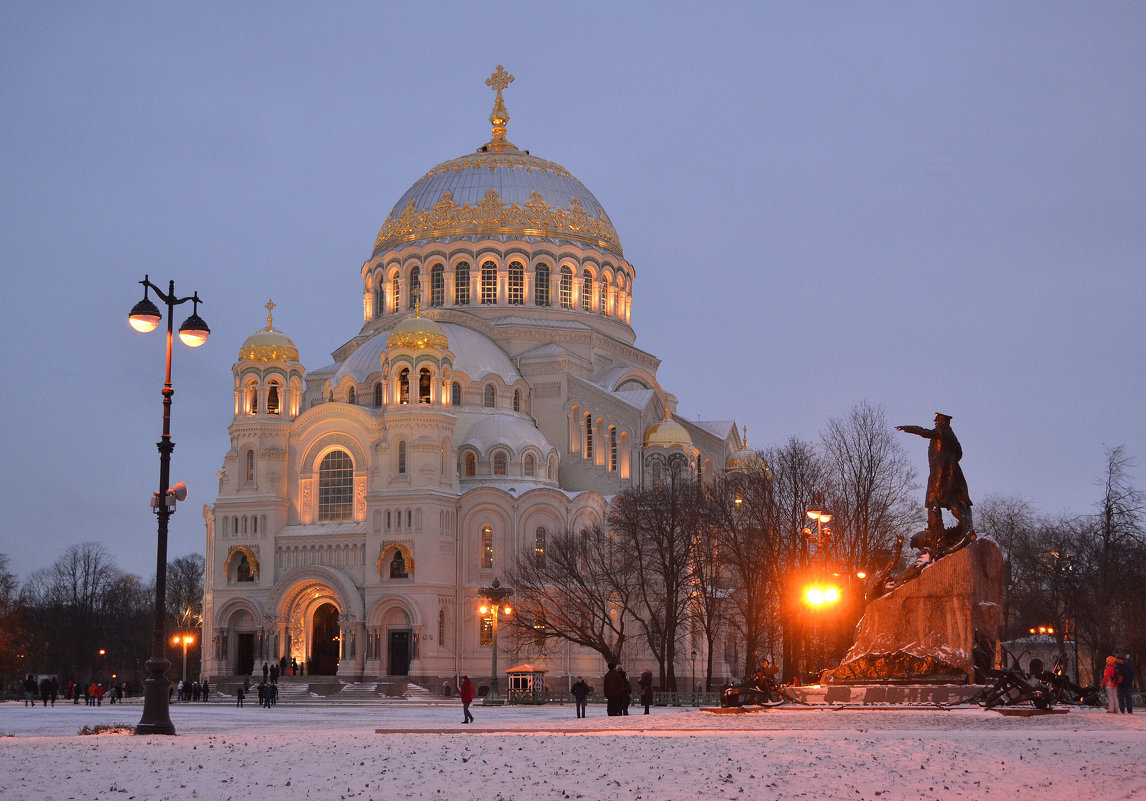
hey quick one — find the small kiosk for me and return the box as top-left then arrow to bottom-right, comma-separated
505,663 -> 548,704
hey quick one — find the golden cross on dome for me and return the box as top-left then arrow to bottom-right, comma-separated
485,65 -> 515,151
265,299 -> 276,330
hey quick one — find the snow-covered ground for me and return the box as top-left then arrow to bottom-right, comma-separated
1,699 -> 1143,800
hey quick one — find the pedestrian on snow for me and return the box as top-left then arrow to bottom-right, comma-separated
638,669 -> 654,714
459,675 -> 475,724
1117,655 -> 1135,714
201,678 -> 210,701
603,663 -> 624,716
23,675 -> 36,707
570,676 -> 591,718
619,667 -> 632,715
262,662 -> 269,684
235,685 -> 246,707
1102,655 -> 1120,713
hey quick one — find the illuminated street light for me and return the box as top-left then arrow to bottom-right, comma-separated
128,275 -> 209,736
477,578 -> 514,706
171,634 -> 195,684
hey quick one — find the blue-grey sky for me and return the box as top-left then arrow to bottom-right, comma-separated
2,3 -> 1144,582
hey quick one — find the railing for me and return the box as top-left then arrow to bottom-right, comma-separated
509,689 -> 721,707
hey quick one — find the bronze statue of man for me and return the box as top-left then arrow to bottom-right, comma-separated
896,413 -> 974,553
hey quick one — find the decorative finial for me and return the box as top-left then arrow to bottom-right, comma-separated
742,425 -> 748,448
264,299 -> 276,331
485,65 -> 515,151
414,300 -> 421,318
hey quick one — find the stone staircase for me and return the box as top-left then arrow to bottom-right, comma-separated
198,677 -> 455,706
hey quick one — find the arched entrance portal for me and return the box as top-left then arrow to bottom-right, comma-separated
310,603 -> 341,675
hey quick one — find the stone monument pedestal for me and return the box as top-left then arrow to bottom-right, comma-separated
824,537 -> 1004,685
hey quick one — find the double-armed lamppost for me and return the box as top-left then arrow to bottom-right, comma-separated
128,276 -> 209,735
478,578 -> 513,705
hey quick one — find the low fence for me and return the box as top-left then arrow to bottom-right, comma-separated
506,688 -> 721,707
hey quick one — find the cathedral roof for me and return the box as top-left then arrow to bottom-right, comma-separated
643,413 -> 694,449
238,300 -> 299,363
372,67 -> 621,258
461,412 -> 555,455
332,321 -> 520,385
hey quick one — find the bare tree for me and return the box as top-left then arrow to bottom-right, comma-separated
506,527 -> 638,665
167,553 -> 205,630
687,493 -> 731,691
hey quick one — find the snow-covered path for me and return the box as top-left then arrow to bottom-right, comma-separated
1,701 -> 1143,800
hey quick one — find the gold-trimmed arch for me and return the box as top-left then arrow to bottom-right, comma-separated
224,545 -> 260,582
377,542 -> 414,579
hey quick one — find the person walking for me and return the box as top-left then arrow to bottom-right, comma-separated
1117,655 -> 1135,714
235,684 -> 246,708
570,676 -> 591,718
1102,655 -> 1120,713
459,675 -> 475,724
24,675 -> 36,707
638,668 -> 654,715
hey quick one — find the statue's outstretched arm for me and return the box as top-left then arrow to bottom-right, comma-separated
895,425 -> 934,438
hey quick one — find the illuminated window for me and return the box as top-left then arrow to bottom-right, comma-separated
392,275 -> 400,313
559,266 -> 573,309
347,386 -> 356,405
599,275 -> 607,314
508,261 -> 524,304
493,452 -> 507,475
419,368 -> 431,404
399,368 -> 410,405
480,613 -> 494,647
582,269 -> 593,311
609,426 -> 618,472
397,441 -> 407,475
534,264 -> 550,306
523,454 -> 535,477
484,385 -> 495,408
247,384 -> 258,414
318,449 -> 354,521
408,266 -> 421,310
465,453 -> 476,476
267,385 -> 280,414
480,260 -> 497,304
245,449 -> 255,483
373,275 -> 385,318
534,527 -> 546,567
430,265 -> 444,307
452,382 -> 461,406
585,413 -> 593,458
455,262 -> 470,305
481,525 -> 494,569
533,608 -> 546,646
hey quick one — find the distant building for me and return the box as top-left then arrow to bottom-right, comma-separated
202,70 -> 743,687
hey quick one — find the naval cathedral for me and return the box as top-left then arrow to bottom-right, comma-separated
202,68 -> 749,688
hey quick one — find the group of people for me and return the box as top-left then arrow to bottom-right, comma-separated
23,676 -> 125,706
599,664 -> 655,716
174,679 -> 210,702
236,661 -> 284,708
1102,654 -> 1136,714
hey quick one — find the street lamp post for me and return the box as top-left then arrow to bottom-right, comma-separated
171,634 -> 195,684
477,578 -> 513,706
128,276 -> 209,735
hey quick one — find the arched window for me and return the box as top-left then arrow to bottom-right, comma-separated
480,260 -> 497,304
483,385 -> 495,408
397,441 -> 407,475
548,456 -> 556,480
481,525 -> 494,569
374,274 -> 385,318
233,517 -> 238,535
464,453 -> 476,477
599,274 -> 607,314
585,412 -> 593,458
392,275 -> 400,313
493,452 -> 507,475
534,527 -> 546,567
252,516 -> 258,534
347,386 -> 356,405
267,385 -> 280,414
508,261 -> 524,304
247,384 -> 258,414
245,449 -> 255,483
582,269 -> 593,311
408,266 -> 421,310
455,261 -> 470,305
559,266 -> 573,309
438,608 -> 447,647
318,449 -> 354,521
419,368 -> 432,404
513,389 -> 521,412
534,264 -> 550,306
524,454 -> 535,477
430,264 -> 444,307
374,382 -> 383,407
242,516 -> 248,534
451,382 -> 461,407
399,368 -> 410,405
609,426 -> 618,472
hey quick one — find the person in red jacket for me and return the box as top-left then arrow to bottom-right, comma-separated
459,675 -> 475,724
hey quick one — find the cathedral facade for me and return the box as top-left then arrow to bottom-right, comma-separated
202,69 -> 744,687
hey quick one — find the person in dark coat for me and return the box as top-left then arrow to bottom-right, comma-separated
619,667 -> 632,715
201,678 -> 210,701
1117,656 -> 1135,714
638,669 -> 654,714
570,676 -> 591,718
459,675 -> 475,724
603,663 -> 624,716
24,675 -> 36,706
235,684 -> 245,707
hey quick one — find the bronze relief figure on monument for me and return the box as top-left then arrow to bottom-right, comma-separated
821,413 -> 1005,692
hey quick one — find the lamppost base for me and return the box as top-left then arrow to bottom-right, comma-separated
135,657 -> 176,736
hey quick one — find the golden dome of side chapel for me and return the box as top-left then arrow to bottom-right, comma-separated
386,305 -> 449,351
238,300 -> 299,363
726,426 -> 768,473
643,410 -> 694,449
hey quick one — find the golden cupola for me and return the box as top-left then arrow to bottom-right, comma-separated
238,300 -> 299,363
643,410 -> 694,450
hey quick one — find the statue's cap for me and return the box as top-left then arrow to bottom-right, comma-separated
934,412 -> 953,423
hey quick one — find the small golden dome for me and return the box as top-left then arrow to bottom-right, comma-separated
726,426 -> 767,472
238,300 -> 299,362
387,307 -> 448,351
643,412 -> 693,449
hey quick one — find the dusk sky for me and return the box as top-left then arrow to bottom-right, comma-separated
2,3 -> 1143,582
